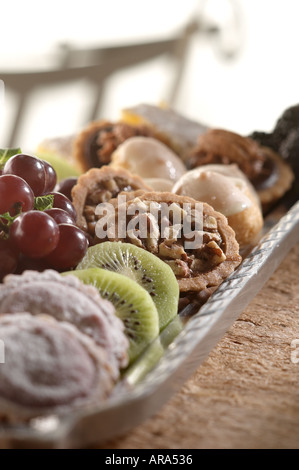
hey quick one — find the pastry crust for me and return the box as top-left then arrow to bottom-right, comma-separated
256,146 -> 295,210
227,186 -> 263,250
94,191 -> 242,297
185,129 -> 294,211
0,313 -> 115,422
73,119 -> 165,172
71,166 -> 153,237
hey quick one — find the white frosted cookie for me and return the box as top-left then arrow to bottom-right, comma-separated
110,136 -> 186,183
172,165 -> 264,249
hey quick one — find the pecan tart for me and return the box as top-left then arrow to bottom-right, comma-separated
185,129 -> 294,212
73,119 -> 165,172
95,191 -> 242,299
71,166 -> 153,240
0,313 -> 115,422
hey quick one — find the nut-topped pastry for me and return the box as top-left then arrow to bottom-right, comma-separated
0,313 -> 116,422
93,191 -> 242,300
184,129 -> 294,211
73,119 -> 166,172
71,166 -> 153,240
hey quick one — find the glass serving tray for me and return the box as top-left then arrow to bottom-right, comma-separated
0,197 -> 298,449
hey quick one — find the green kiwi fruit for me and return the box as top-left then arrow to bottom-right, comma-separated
77,242 -> 179,330
63,267 -> 159,364
123,315 -> 184,385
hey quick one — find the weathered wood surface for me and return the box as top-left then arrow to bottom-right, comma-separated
99,242 -> 299,449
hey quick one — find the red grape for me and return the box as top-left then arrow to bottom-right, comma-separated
10,210 -> 60,258
0,174 -> 34,216
45,191 -> 77,221
3,153 -> 46,196
44,208 -> 74,225
55,177 -> 77,200
16,255 -> 47,274
43,160 -> 57,193
0,238 -> 19,281
43,223 -> 88,270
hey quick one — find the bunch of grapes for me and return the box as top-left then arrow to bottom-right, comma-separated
0,153 -> 87,281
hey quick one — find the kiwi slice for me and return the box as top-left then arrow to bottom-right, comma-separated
63,267 -> 159,364
77,242 -> 179,330
123,315 -> 184,385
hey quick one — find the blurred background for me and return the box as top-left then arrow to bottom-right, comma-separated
1,0 -> 299,152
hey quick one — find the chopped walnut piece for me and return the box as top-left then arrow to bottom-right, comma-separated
159,241 -> 186,259
126,228 -> 144,249
204,241 -> 226,265
202,231 -> 221,244
162,224 -> 182,241
203,215 -> 218,230
127,198 -> 150,215
167,202 -> 188,224
164,260 -> 190,277
145,213 -> 160,254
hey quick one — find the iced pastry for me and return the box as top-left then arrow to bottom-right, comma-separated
0,269 -> 129,374
95,191 -> 242,300
71,166 -> 153,240
0,313 -> 115,421
110,136 -> 186,183
172,165 -> 264,248
73,119 -> 166,172
144,178 -> 174,192
185,129 -> 294,212
121,103 -> 208,158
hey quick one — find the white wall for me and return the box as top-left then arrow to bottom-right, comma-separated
1,0 -> 299,150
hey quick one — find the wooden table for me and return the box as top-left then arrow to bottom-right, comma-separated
98,242 -> 299,449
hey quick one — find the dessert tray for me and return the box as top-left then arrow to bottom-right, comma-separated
0,196 -> 298,449
1,102 -> 299,449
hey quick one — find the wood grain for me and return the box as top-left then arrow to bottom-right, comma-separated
98,242 -> 299,449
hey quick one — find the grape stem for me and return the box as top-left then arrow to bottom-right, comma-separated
0,207 -> 22,236
0,148 -> 22,170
